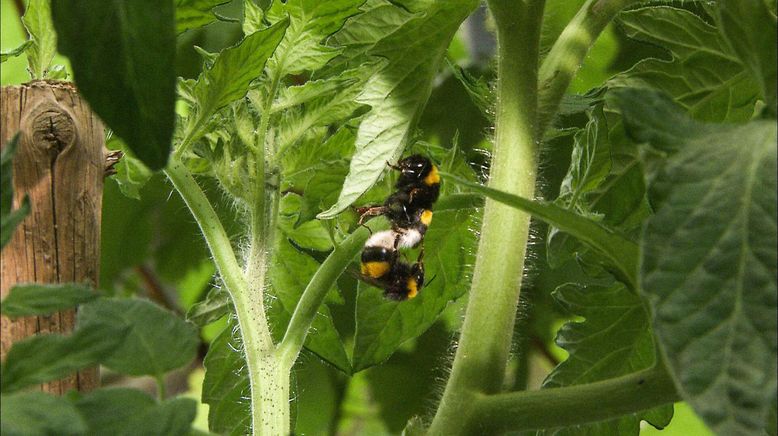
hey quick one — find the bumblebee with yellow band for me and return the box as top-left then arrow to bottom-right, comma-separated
357,155 -> 440,301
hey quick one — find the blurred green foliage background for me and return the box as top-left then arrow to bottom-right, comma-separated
0,0 -> 713,433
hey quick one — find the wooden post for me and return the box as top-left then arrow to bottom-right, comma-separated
1,81 -> 106,394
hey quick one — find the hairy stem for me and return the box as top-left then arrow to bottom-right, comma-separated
164,159 -> 246,300
537,0 -> 641,133
470,365 -> 680,433
164,159 -> 281,435
428,1 -> 545,434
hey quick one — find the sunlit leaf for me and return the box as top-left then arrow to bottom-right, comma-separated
175,0 -> 230,34
191,19 -> 288,131
318,0 -> 479,218
22,0 -> 57,79
265,0 -> 365,75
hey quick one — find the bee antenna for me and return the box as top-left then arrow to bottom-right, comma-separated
426,273 -> 438,287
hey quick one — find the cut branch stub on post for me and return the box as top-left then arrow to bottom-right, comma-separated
1,81 -> 106,394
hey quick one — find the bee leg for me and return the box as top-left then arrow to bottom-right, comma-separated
417,245 -> 425,264
386,160 -> 402,171
359,222 -> 373,236
393,232 -> 402,250
357,206 -> 387,226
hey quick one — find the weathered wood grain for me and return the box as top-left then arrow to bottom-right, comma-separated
1,81 -> 105,394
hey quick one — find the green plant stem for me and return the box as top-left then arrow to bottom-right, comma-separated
164,159 -> 282,436
428,1 -> 545,434
470,365 -> 680,433
537,0 -> 640,133
164,159 -> 246,298
277,224 -> 375,370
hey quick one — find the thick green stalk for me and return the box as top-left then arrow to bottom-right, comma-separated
470,365 -> 679,433
164,159 -> 282,435
428,1 -> 545,434
537,0 -> 641,133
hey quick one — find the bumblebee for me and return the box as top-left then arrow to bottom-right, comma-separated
356,154 -> 438,301
360,230 -> 425,300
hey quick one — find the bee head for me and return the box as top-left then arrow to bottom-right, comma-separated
396,154 -> 433,180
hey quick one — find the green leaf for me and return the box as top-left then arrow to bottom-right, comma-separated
175,0 -> 230,34
269,238 -> 351,373
1,322 -> 128,393
352,207 -> 479,371
0,40 -> 31,64
281,126 -> 356,180
1,283 -> 97,318
189,19 -> 289,143
446,174 -> 639,289
271,76 -> 359,115
713,0 -> 778,115
362,323 -> 454,432
22,0 -> 57,80
1,391 -> 87,436
277,194 -> 336,251
77,298 -> 200,377
538,283 -> 673,435
448,59 -> 494,121
186,287 -> 232,327
547,104 -> 650,269
74,388 -> 197,436
202,320 -> 251,435
265,0 -> 365,75
1,134 -> 30,249
611,6 -> 761,123
557,105 -> 612,212
273,65 -> 372,158
106,135 -> 153,200
317,0 -> 479,218
328,0 -> 415,63
51,0 -> 176,170
616,87 -> 778,436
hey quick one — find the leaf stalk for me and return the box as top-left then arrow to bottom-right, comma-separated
537,0 -> 641,133
470,364 -> 679,433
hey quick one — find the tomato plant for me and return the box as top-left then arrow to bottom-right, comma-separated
1,0 -> 775,435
